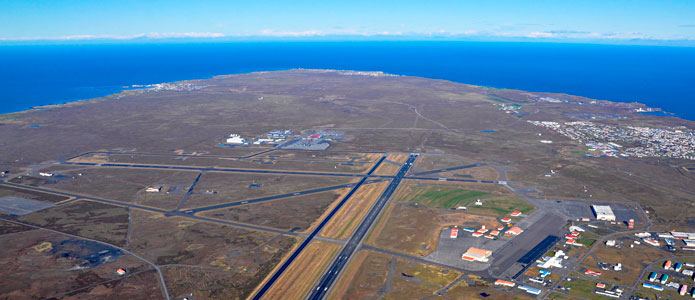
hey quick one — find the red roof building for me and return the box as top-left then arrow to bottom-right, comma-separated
507,227 -> 523,236
495,279 -> 516,287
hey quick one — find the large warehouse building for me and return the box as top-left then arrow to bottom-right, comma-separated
461,247 -> 492,262
592,205 -> 616,221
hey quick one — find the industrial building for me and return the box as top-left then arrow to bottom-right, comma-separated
494,279 -> 515,287
518,285 -> 541,295
226,134 -> 247,144
642,283 -> 664,291
592,205 -> 616,221
461,247 -> 492,262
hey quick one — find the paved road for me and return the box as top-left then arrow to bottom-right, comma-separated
405,176 -> 497,184
250,155 -> 387,300
361,245 -> 468,273
174,172 -> 202,211
180,179 -> 386,214
65,148 -> 388,162
410,163 -> 486,176
0,181 -> 302,237
62,161 -> 373,178
306,153 -> 418,300
0,217 -> 171,300
67,149 -> 276,161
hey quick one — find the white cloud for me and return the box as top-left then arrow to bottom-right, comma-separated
0,32 -> 226,41
257,29 -> 405,37
1,29 -> 692,43
524,31 -> 555,38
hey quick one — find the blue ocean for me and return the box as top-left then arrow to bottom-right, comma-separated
1,41 -> 694,120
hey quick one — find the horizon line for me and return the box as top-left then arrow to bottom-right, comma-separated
1,32 -> 695,47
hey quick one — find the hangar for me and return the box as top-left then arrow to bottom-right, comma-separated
591,205 -> 616,221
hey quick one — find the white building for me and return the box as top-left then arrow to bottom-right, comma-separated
538,250 -> 566,269
146,186 -> 162,193
592,205 -> 616,221
226,134 -> 247,144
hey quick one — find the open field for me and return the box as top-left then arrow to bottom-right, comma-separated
373,162 -> 399,176
99,153 -> 377,174
443,279 -> 535,300
10,168 -> 197,204
162,266 -> 269,300
400,185 -> 491,208
255,150 -> 382,163
260,241 -> 340,300
397,183 -> 534,217
412,153 -> 474,172
435,165 -> 500,181
367,201 -> 501,257
561,278 -> 616,300
320,181 -> 389,239
181,172 -> 355,210
0,220 -> 34,235
329,250 -> 518,300
201,188 -> 350,232
57,269 -> 163,300
128,210 -> 295,267
15,200 -> 129,246
373,153 -> 409,176
0,185 -> 70,203
0,229 -> 153,299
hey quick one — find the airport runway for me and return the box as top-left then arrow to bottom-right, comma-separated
250,155 -> 387,300
306,153 -> 418,300
62,161 -> 372,178
181,179 -> 386,214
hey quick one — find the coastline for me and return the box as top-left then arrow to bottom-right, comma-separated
1,69 -> 691,123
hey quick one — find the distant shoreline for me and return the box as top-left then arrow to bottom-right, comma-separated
3,69 -> 691,124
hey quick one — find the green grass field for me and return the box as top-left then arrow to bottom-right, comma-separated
401,186 -> 490,209
563,278 -> 617,300
576,238 -> 596,247
400,186 -> 535,217
487,96 -> 507,103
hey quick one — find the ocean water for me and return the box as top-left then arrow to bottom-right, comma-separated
1,41 -> 694,120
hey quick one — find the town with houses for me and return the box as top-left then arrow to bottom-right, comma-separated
528,120 -> 695,160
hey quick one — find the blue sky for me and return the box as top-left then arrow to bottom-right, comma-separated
2,0 -> 695,44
